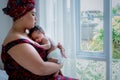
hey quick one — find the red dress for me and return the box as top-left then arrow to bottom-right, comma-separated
1,39 -> 79,80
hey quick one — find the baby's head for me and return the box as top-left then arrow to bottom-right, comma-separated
28,25 -> 45,42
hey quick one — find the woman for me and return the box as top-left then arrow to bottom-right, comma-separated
1,0 -> 78,80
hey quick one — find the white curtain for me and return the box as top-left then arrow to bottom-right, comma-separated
38,0 -> 78,78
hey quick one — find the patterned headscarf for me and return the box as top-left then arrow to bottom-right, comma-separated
2,0 -> 35,21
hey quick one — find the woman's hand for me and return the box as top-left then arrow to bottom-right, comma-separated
48,58 -> 64,65
48,58 -> 58,63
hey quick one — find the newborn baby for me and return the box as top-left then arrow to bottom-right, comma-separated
28,25 -> 67,64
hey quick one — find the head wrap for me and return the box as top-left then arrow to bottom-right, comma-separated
2,0 -> 35,21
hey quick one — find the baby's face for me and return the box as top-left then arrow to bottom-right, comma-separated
31,30 -> 44,43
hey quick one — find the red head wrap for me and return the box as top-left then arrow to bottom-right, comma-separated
2,0 -> 35,21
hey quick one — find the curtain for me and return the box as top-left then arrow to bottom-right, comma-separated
38,0 -> 78,78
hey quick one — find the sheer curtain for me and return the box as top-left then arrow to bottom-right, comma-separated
37,0 -> 78,78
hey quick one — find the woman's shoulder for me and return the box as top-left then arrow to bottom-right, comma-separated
3,32 -> 34,45
2,34 -> 34,48
3,38 -> 30,46
2,39 -> 31,50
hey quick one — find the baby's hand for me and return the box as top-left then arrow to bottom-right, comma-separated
34,42 -> 40,45
57,42 -> 67,58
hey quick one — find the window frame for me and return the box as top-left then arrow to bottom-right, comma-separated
75,0 -> 112,80
75,0 -> 105,60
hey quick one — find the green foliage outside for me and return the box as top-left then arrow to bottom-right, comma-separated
112,17 -> 120,59
86,5 -> 120,59
77,5 -> 120,80
93,17 -> 120,59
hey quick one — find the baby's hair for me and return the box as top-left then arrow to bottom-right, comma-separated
28,25 -> 45,37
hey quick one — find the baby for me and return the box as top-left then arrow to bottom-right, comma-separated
28,25 -> 67,64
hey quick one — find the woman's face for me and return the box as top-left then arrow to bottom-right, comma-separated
31,30 -> 44,43
21,8 -> 36,29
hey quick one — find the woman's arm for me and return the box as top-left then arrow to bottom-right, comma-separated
8,43 -> 62,76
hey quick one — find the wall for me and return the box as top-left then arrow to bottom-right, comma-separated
0,0 -> 12,69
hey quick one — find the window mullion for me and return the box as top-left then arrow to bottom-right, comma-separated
104,0 -> 112,80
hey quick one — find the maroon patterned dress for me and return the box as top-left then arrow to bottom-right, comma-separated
1,39 -> 79,80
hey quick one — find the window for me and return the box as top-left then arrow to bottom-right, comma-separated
76,0 -> 112,80
112,0 -> 120,80
76,0 -> 104,59
112,0 -> 120,59
80,0 -> 103,52
38,0 -> 116,80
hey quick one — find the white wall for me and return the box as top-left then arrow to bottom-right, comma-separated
0,0 -> 12,52
0,0 -> 12,69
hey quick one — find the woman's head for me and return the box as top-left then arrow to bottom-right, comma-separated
2,0 -> 35,21
19,8 -> 36,29
28,25 -> 45,42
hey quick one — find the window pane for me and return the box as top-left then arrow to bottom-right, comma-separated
112,60 -> 120,80
112,0 -> 120,59
80,0 -> 103,52
112,0 -> 120,80
77,59 -> 106,80
112,16 -> 120,59
112,0 -> 120,15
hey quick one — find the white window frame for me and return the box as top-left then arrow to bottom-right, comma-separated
75,0 -> 112,80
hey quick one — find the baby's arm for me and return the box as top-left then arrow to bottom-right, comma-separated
40,37 -> 51,50
57,42 -> 67,58
47,38 -> 67,58
35,37 -> 51,50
